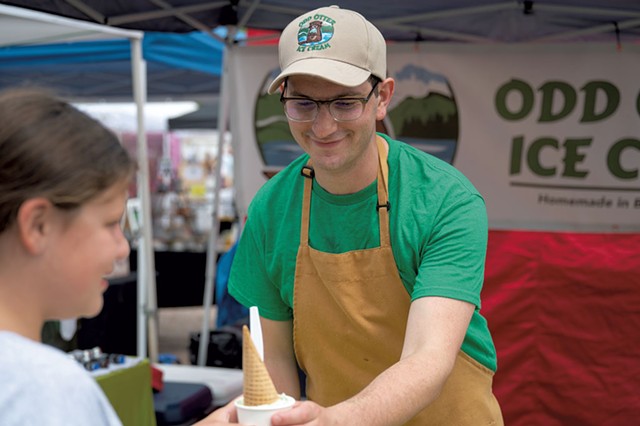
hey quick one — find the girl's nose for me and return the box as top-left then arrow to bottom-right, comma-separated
115,227 -> 131,260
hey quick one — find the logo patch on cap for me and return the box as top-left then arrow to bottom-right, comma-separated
296,13 -> 335,51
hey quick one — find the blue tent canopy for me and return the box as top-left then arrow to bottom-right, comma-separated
0,31 -> 225,101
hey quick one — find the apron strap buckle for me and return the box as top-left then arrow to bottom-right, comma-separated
376,201 -> 391,212
301,165 -> 315,179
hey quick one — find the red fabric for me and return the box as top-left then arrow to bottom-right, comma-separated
150,365 -> 164,392
483,230 -> 640,425
245,28 -> 280,45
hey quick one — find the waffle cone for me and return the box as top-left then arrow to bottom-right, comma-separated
242,325 -> 280,406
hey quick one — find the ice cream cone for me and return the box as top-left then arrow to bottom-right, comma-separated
242,325 -> 280,406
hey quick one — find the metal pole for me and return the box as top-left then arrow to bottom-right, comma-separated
131,37 -> 159,361
197,32 -> 234,366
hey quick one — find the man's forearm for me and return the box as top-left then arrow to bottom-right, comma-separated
269,356 -> 302,399
327,349 -> 453,426
263,317 -> 302,399
326,297 -> 472,425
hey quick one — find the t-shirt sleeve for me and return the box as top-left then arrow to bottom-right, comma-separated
411,193 -> 488,308
228,214 -> 293,321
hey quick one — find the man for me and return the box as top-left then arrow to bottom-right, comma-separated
228,6 -> 503,425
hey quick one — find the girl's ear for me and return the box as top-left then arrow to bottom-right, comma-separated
16,198 -> 55,255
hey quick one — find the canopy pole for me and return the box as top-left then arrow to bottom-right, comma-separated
131,37 -> 159,362
197,31 -> 234,367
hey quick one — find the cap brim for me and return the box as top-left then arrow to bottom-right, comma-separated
267,58 -> 371,94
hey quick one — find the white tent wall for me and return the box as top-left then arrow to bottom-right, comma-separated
0,4 -> 159,361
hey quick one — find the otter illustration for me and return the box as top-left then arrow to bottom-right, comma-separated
305,21 -> 324,43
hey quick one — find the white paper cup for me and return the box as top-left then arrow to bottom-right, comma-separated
234,394 -> 295,426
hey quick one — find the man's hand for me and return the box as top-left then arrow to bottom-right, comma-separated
271,400 -> 333,426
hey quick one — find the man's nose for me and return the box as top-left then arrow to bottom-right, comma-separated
311,103 -> 338,137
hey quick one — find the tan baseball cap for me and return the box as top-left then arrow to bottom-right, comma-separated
267,5 -> 387,94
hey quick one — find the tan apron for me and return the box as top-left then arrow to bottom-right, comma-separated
292,137 -> 503,425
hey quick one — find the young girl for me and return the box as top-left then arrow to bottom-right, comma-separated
0,88 -> 134,425
0,88 -> 243,426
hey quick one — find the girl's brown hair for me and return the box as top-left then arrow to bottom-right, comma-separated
0,88 -> 136,233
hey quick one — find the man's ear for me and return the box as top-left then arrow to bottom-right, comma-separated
16,198 -> 55,255
376,78 -> 395,121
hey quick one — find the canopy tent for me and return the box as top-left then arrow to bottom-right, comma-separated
0,4 -> 159,360
1,8 -> 229,362
0,30 -> 224,101
0,5 -> 229,366
3,0 -> 640,44
4,2 -> 639,424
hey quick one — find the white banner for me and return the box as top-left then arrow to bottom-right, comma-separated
229,43 -> 640,232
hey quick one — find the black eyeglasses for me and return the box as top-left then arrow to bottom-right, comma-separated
280,80 -> 379,122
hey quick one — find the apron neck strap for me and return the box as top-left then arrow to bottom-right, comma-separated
300,163 -> 313,245
376,136 -> 391,247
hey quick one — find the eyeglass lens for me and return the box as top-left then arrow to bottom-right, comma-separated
285,98 -> 364,121
283,81 -> 378,122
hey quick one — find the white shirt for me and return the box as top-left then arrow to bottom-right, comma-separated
0,331 -> 122,426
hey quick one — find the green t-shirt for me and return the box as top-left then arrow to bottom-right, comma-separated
229,134 -> 497,371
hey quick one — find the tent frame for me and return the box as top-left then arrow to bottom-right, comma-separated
0,4 -> 159,361
9,1 -> 640,44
